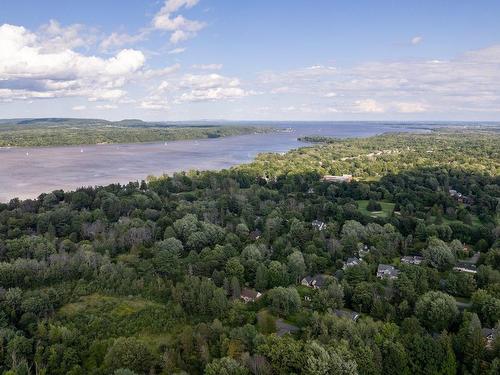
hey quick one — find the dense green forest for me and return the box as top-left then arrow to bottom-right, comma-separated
0,119 -> 271,147
0,129 -> 499,374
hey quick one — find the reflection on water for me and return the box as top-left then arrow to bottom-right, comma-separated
0,122 -> 430,201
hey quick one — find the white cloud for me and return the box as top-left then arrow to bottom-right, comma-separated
142,63 -> 181,79
161,0 -> 200,13
354,99 -> 385,113
100,30 -> 149,51
72,105 -> 86,111
140,96 -> 169,110
169,47 -> 186,54
192,63 -> 223,70
258,44 -> 500,115
38,20 -> 98,52
96,104 -> 118,110
411,35 -> 423,45
393,102 -> 427,113
153,0 -> 205,44
176,73 -> 253,102
0,24 -> 145,102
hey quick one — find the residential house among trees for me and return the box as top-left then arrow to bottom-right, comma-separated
376,264 -> 399,279
453,262 -> 477,274
401,255 -> 424,265
301,274 -> 329,289
240,288 -> 262,303
311,220 -> 327,231
343,257 -> 362,269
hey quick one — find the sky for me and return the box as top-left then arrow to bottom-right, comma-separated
0,0 -> 499,121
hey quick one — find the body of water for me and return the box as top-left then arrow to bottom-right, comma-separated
0,122 -> 449,201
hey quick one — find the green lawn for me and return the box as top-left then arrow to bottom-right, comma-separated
357,200 -> 395,218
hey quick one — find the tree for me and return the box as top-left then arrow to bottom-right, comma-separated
422,237 -> 455,271
255,264 -> 269,291
257,335 -> 304,374
204,357 -> 249,375
173,214 -> 199,241
268,261 -> 289,288
287,251 -> 306,283
456,313 -> 484,374
415,291 -> 458,332
352,282 -> 374,312
209,288 -> 229,318
471,289 -> 500,327
312,282 -> 344,311
103,337 -> 154,374
267,287 -> 301,316
304,341 -> 357,375
225,258 -> 245,282
367,199 -> 382,212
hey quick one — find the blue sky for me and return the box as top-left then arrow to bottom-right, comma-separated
0,0 -> 499,121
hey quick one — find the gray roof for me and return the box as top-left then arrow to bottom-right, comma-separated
346,257 -> 361,264
482,328 -> 495,338
240,288 -> 260,299
377,264 -> 399,277
454,262 -> 477,271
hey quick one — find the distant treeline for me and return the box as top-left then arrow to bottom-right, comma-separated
0,118 -> 273,147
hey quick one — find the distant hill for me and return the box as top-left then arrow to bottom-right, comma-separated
0,118 -> 272,147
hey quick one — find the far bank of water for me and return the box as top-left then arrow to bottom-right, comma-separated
0,122 -> 438,201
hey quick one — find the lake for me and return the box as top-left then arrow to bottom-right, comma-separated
0,122 -> 444,201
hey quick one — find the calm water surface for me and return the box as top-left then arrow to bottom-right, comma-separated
0,122 -> 433,201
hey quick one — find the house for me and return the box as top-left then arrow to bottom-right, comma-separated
334,309 -> 360,322
377,264 -> 399,280
322,175 -> 353,183
249,229 -> 262,241
401,255 -> 424,265
449,189 -> 474,205
240,288 -> 262,303
343,257 -> 362,269
312,220 -> 327,231
301,274 -> 329,289
358,244 -> 371,258
453,262 -> 477,274
482,328 -> 496,349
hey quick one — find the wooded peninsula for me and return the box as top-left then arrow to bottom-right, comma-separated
0,119 -> 271,147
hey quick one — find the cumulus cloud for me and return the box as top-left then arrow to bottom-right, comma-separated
153,0 -> 205,44
258,45 -> 500,115
38,20 -> 98,52
0,24 -> 145,103
354,99 -> 385,113
176,73 -> 254,102
72,105 -> 86,111
140,96 -> 169,110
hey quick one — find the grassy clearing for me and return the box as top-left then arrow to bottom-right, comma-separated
357,200 -> 395,218
57,294 -> 175,339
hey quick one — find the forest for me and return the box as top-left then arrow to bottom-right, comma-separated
0,129 -> 498,374
0,119 -> 271,147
